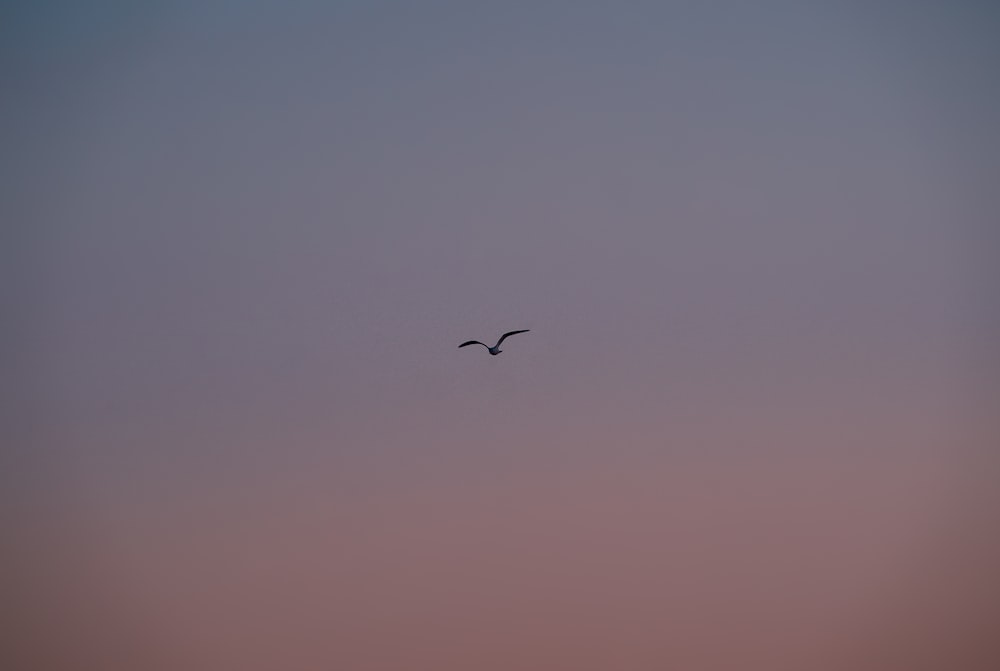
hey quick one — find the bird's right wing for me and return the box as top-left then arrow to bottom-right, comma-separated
458,340 -> 487,349
495,329 -> 530,346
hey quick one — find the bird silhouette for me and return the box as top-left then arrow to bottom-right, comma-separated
458,329 -> 529,356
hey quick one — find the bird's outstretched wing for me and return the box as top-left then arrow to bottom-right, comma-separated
495,329 -> 530,347
458,340 -> 488,349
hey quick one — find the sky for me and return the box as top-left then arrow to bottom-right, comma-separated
2,1 -> 999,669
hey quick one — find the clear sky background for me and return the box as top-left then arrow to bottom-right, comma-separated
3,1 -> 999,669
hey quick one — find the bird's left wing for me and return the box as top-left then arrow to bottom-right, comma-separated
458,340 -> 487,349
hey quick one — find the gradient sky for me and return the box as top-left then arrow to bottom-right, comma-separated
3,1 -> 999,669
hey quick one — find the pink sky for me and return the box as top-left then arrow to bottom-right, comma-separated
3,1 -> 999,668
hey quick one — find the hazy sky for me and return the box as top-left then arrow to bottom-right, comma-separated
3,2 -> 999,669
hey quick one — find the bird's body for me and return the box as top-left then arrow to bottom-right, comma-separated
458,329 -> 529,355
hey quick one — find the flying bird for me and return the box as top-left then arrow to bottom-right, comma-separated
458,329 -> 530,356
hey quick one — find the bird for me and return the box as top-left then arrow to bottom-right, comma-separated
458,329 -> 530,356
